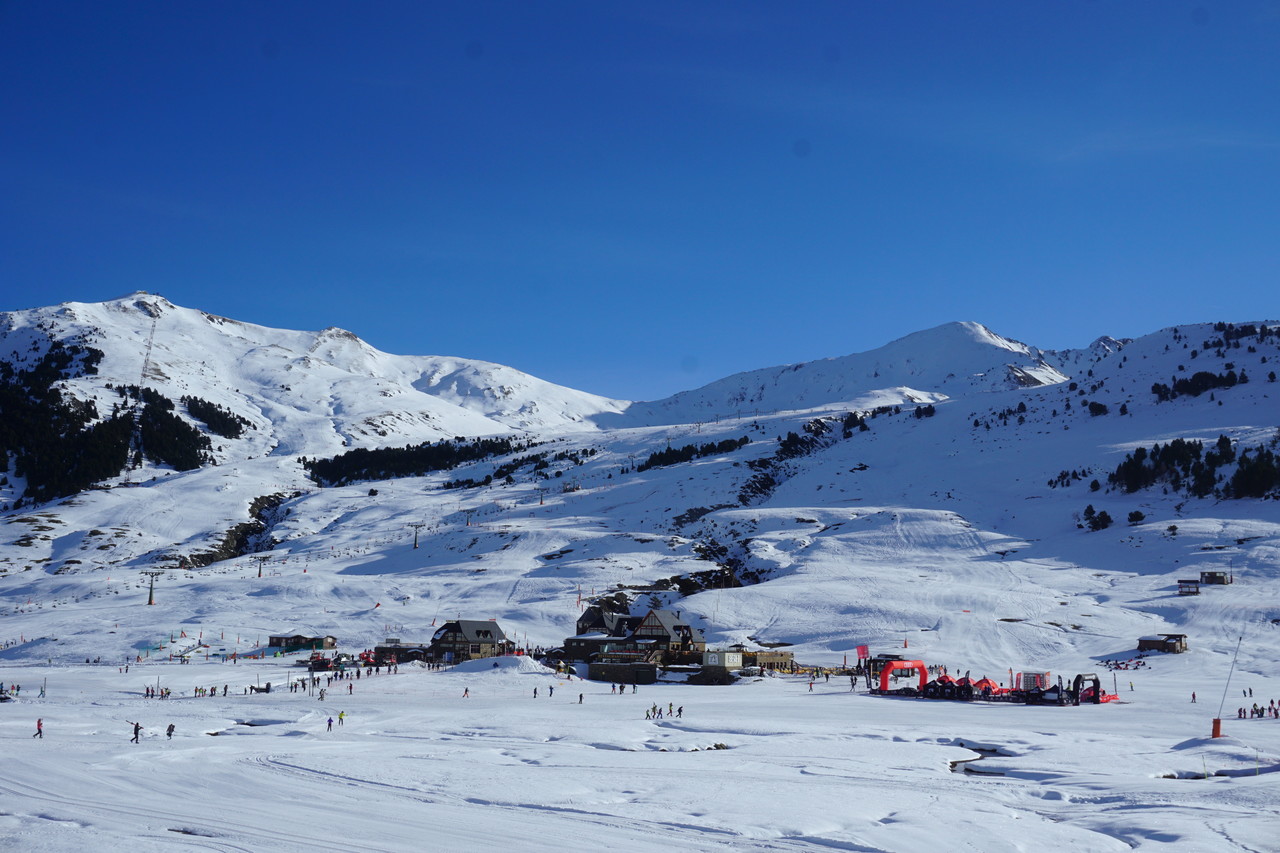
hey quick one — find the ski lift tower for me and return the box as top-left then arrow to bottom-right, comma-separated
140,570 -> 164,606
250,554 -> 270,578
408,521 -> 427,549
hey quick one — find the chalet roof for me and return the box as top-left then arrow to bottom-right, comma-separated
577,609 -> 643,637
434,620 -> 509,643
641,609 -> 706,643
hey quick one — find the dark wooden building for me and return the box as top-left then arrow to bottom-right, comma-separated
1138,633 -> 1188,654
428,620 -> 514,663
267,634 -> 337,651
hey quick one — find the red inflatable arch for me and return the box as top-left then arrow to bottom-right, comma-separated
878,660 -> 927,692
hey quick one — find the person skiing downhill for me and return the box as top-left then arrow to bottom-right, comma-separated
166,723 -> 175,739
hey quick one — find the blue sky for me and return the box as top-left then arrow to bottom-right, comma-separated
3,2 -> 1278,400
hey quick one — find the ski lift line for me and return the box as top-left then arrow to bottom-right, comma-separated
1217,635 -> 1244,719
125,312 -> 160,476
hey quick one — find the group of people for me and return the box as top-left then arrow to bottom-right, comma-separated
142,685 -> 173,699
1235,688 -> 1277,719
644,702 -> 683,720
1,682 -> 43,699
1236,702 -> 1278,719
121,720 -> 175,742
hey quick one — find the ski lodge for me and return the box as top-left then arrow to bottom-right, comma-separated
267,633 -> 337,651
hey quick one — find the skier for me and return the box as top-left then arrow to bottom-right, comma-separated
548,685 -> 554,697
677,706 -> 683,718
463,687 -> 469,698
338,711 -> 345,726
533,687 -> 538,698
1192,692 -> 1197,703
327,717 -> 333,731
578,693 -> 583,704
129,721 -> 143,743
166,723 -> 175,739
33,718 -> 42,739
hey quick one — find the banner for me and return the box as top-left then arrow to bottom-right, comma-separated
856,644 -> 869,660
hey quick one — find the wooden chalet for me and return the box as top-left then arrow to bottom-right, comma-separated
1138,633 -> 1188,654
427,620 -> 514,663
566,608 -> 707,670
267,634 -> 336,651
564,608 -> 644,662
631,608 -> 706,658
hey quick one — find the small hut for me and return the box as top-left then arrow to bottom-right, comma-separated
1138,634 -> 1188,654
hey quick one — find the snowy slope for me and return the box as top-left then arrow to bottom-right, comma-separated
610,321 -> 1068,426
2,301 -> 1280,851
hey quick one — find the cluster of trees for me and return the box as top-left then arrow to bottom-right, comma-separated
1048,468 -> 1091,489
182,396 -> 252,439
112,385 -> 215,471
1108,437 -> 1214,496
975,401 -> 1030,430
1229,445 -> 1280,498
0,343 -> 132,505
912,404 -> 936,419
637,436 -> 749,472
841,411 -> 869,437
137,397 -> 213,471
1151,369 -> 1248,402
1108,434 -> 1280,499
1081,504 -> 1113,531
778,418 -> 833,460
1203,322 -> 1277,350
302,435 -> 538,487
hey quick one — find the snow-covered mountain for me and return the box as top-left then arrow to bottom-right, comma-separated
2,295 -> 1075,465
2,293 -> 629,461
4,297 -> 1280,850
620,321 -> 1070,426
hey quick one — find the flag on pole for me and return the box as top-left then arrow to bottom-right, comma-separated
856,645 -> 869,660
